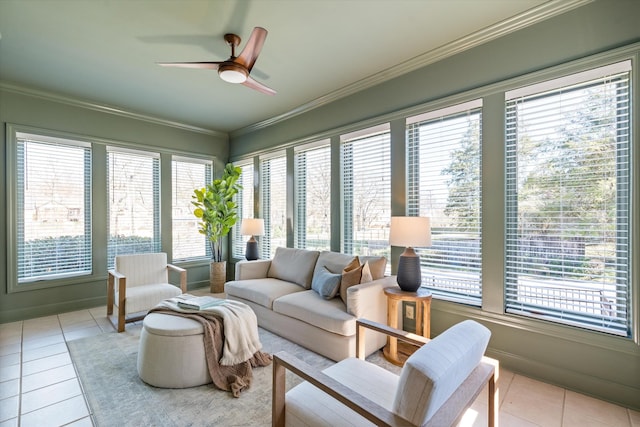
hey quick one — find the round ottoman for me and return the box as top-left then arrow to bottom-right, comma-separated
137,312 -> 212,388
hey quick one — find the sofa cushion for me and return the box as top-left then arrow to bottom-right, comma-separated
224,278 -> 305,310
312,252 -> 357,283
311,267 -> 342,299
360,261 -> 373,284
393,320 -> 491,425
340,258 -> 363,303
273,290 -> 356,336
359,256 -> 387,280
268,247 -> 320,289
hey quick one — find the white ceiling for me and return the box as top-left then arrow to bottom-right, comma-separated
0,0 -> 586,134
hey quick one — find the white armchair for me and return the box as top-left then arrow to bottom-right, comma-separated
273,319 -> 498,427
107,253 -> 186,332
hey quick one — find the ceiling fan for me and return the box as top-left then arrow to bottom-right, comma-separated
158,27 -> 275,95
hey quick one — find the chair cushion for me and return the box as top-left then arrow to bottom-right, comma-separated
116,283 -> 182,314
311,266 -> 342,299
225,278 -> 305,310
285,357 -> 398,427
267,247 -> 320,289
115,253 -> 168,287
393,320 -> 491,425
273,290 -> 355,336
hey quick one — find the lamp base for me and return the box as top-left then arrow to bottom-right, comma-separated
396,248 -> 422,292
245,238 -> 259,261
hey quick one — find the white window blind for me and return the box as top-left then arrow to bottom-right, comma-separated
172,157 -> 212,261
406,100 -> 483,305
294,141 -> 331,251
260,155 -> 287,258
233,162 -> 255,259
341,125 -> 391,261
16,133 -> 92,282
505,61 -> 631,336
107,147 -> 161,268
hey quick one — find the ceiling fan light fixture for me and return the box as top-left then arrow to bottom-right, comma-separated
218,63 -> 248,84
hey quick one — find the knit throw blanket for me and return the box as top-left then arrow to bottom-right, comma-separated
150,300 -> 272,397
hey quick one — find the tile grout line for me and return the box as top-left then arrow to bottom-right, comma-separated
18,320 -> 24,427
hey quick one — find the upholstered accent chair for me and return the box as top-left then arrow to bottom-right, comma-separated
272,319 -> 498,427
107,253 -> 186,332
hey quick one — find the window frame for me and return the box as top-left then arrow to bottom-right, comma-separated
406,99 -> 483,306
106,146 -> 162,269
6,124 -> 95,292
232,160 -> 256,259
171,155 -> 213,262
260,152 -> 287,259
504,60 -> 633,337
340,123 -> 392,261
294,139 -> 332,251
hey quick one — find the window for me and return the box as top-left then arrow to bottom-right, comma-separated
341,124 -> 391,260
294,141 -> 331,251
260,154 -> 287,258
13,131 -> 92,284
107,147 -> 161,268
233,161 -> 255,259
406,100 -> 483,305
505,61 -> 631,336
172,157 -> 212,261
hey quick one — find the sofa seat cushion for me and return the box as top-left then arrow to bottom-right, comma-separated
273,290 -> 356,337
224,278 -> 305,310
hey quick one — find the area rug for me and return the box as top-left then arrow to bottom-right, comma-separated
67,325 -> 398,426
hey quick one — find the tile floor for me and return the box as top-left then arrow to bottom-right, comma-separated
1,289 -> 638,427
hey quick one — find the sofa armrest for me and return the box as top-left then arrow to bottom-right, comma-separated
235,259 -> 272,280
346,276 -> 397,321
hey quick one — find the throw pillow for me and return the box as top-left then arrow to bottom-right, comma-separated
360,261 -> 373,284
340,257 -> 362,303
311,266 -> 342,299
360,256 -> 387,280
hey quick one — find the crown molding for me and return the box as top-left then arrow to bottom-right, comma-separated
0,81 -> 228,139
231,0 -> 593,138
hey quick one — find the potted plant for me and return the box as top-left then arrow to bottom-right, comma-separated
192,163 -> 242,292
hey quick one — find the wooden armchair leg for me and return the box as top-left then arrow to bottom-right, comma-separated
117,276 -> 126,333
106,274 -> 114,315
272,357 -> 286,427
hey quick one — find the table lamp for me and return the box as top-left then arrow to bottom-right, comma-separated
389,216 -> 431,292
240,218 -> 264,261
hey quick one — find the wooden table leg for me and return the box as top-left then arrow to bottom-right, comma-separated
387,298 -> 398,361
422,300 -> 431,338
415,301 -> 423,337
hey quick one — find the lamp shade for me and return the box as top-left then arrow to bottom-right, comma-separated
389,216 -> 431,248
240,218 -> 264,236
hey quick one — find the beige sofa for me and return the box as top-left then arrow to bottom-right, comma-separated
224,247 -> 396,361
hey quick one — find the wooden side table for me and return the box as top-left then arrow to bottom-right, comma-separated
383,287 -> 432,366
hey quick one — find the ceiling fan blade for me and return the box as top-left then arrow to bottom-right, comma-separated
242,75 -> 276,95
236,27 -> 267,72
157,61 -> 222,70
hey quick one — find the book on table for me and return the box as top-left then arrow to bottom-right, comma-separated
176,295 -> 225,310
